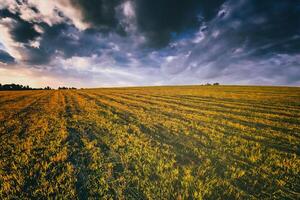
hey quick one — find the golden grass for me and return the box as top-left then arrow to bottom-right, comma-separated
0,86 -> 299,199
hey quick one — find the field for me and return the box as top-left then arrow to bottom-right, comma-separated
0,85 -> 299,199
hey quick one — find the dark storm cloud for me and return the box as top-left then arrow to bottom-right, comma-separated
224,0 -> 300,57
168,0 -> 300,82
11,19 -> 40,43
67,0 -> 226,47
22,24 -> 104,64
70,0 -> 122,31
0,9 -> 41,43
0,49 -> 15,64
135,0 -> 225,47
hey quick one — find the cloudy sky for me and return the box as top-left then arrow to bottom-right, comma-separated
0,0 -> 299,87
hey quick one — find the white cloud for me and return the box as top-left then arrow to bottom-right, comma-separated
29,38 -> 41,48
166,56 -> 175,62
0,17 -> 24,60
116,0 -> 138,34
0,0 -> 89,30
123,1 -> 135,18
61,56 -> 92,71
193,29 -> 205,43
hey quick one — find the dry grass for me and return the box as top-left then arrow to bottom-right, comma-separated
0,85 -> 299,199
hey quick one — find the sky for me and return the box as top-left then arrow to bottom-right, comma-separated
0,0 -> 299,88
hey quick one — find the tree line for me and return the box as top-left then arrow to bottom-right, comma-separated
58,87 -> 77,90
200,83 -> 220,86
0,83 -> 77,91
0,83 -> 52,91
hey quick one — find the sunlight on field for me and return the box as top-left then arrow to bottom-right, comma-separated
0,86 -> 299,199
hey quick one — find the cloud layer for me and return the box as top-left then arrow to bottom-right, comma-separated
0,0 -> 299,87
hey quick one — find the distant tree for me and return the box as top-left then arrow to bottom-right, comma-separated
58,86 -> 70,90
205,83 -> 211,86
44,86 -> 51,90
213,82 -> 220,85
